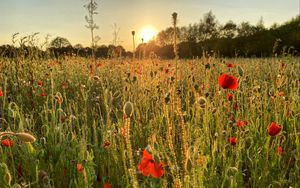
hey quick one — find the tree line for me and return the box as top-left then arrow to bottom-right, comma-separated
140,11 -> 300,58
1,11 -> 299,59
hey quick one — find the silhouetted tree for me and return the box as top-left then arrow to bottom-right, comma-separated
50,37 -> 71,48
237,22 -> 257,37
198,11 -> 219,40
220,21 -> 237,38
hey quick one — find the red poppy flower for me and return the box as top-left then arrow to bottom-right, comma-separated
135,66 -> 142,75
60,116 -> 67,123
277,91 -> 285,97
268,122 -> 282,136
37,81 -> 43,86
104,183 -> 111,188
227,63 -> 235,68
228,137 -> 237,146
138,150 -> 164,178
236,119 -> 248,128
39,93 -> 46,97
227,93 -> 233,101
0,90 -> 3,97
1,138 -> 14,147
56,97 -> 62,104
103,141 -> 110,149
277,146 -> 284,155
218,74 -> 238,90
164,68 -> 169,74
97,63 -> 104,68
76,163 -> 84,172
234,103 -> 240,111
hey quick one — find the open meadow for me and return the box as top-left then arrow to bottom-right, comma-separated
0,56 -> 299,187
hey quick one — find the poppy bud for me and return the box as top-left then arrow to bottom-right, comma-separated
15,132 -> 36,143
0,163 -> 12,185
123,101 -> 134,118
237,66 -> 244,77
198,97 -> 207,109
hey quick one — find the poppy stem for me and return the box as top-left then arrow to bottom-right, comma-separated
124,117 -> 138,188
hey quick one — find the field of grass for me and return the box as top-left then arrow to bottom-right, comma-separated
0,56 -> 299,187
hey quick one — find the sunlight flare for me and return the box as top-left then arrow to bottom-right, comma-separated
139,26 -> 157,42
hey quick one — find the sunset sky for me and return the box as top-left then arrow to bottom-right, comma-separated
0,0 -> 299,50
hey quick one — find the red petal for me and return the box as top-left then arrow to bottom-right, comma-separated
150,162 -> 164,178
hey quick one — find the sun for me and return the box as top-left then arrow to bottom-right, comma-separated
139,26 -> 157,42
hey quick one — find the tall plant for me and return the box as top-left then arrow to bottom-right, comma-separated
172,12 -> 178,59
131,30 -> 136,59
84,0 -> 100,60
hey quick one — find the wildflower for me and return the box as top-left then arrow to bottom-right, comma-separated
164,68 -> 169,74
234,103 -> 240,111
277,91 -> 285,97
228,137 -> 237,146
104,183 -> 111,188
76,163 -> 84,173
218,74 -> 238,90
138,150 -> 164,178
227,93 -> 233,101
97,63 -> 104,68
135,66 -> 142,75
227,63 -> 235,68
277,146 -> 284,155
1,138 -> 14,147
0,90 -> 3,97
56,97 -> 62,104
39,92 -> 46,97
37,81 -> 43,86
103,141 -> 110,149
268,122 -> 282,136
60,116 -> 67,123
236,119 -> 248,128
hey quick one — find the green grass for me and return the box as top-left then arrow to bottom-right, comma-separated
0,56 -> 299,187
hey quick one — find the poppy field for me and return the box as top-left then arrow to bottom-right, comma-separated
0,56 -> 299,187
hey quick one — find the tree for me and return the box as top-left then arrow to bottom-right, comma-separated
74,44 -> 84,49
186,24 -> 199,42
256,16 -> 266,32
198,11 -> 218,40
237,22 -> 257,37
156,27 -> 174,46
49,37 -> 71,48
220,21 -> 237,38
111,23 -> 121,46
